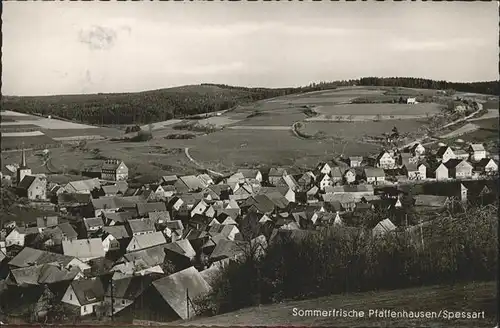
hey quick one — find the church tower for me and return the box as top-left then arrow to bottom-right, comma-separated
16,148 -> 32,185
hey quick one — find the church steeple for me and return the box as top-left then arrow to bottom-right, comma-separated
20,147 -> 27,169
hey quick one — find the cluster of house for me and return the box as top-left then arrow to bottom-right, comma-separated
0,142 -> 497,323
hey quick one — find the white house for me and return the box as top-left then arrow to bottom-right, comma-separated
468,144 -> 486,162
61,278 -> 105,316
410,143 -> 426,156
343,169 -> 357,184
101,160 -> 128,181
316,174 -> 333,191
376,151 -> 396,169
406,98 -> 416,104
5,227 -> 38,247
436,146 -> 455,163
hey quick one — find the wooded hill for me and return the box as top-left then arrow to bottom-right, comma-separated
2,78 -> 497,126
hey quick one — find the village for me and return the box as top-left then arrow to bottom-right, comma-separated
0,135 -> 498,324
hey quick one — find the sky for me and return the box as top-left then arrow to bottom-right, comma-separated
2,1 -> 498,96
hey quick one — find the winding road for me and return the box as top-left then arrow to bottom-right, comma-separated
184,147 -> 224,177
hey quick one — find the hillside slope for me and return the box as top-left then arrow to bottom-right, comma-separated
177,281 -> 496,327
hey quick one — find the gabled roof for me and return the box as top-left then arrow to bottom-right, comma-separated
152,267 -> 211,320
66,178 -> 101,193
37,264 -> 82,284
127,218 -> 156,234
177,175 -> 205,191
330,166 -> 344,178
373,219 -> 396,235
9,247 -> 75,268
71,278 -> 105,305
106,275 -> 154,300
469,144 -> 485,152
148,210 -> 171,223
136,202 -> 167,216
104,211 -> 136,224
102,185 -> 119,195
321,193 -> 356,204
92,196 -> 146,211
164,239 -> 196,259
328,184 -> 374,193
221,217 -> 238,225
58,193 -> 92,206
129,232 -> 167,250
244,194 -> 276,214
166,220 -> 184,231
83,217 -> 104,231
414,195 -> 449,207
436,146 -> 453,157
197,174 -> 214,187
102,226 -> 130,240
18,175 -> 37,190
237,169 -> 261,179
269,167 -> 288,177
36,216 -> 58,228
444,159 -> 472,169
121,244 -> 169,268
161,175 -> 178,184
364,167 -> 385,177
475,158 -> 497,169
102,159 -> 126,171
263,191 -> 289,209
62,238 -> 106,260
209,239 -> 248,261
57,222 -> 78,239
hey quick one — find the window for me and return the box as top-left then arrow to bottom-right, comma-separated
70,293 -> 72,300
121,300 -> 125,305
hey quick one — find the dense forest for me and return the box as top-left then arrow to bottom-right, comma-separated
1,78 -> 497,126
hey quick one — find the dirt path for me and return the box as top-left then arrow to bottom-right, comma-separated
184,147 -> 224,177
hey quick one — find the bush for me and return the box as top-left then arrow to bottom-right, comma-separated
200,204 -> 498,316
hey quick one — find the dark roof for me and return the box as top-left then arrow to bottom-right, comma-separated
104,211 -> 136,223
152,267 -> 211,320
9,247 -> 75,268
18,176 -> 37,190
57,193 -> 92,206
244,194 -> 275,214
106,275 -> 154,299
102,160 -> 125,171
127,218 -> 156,234
414,195 -> 449,207
71,278 -> 105,305
209,239 -> 248,261
58,222 -> 77,238
436,146 -> 452,157
102,225 -> 130,240
364,168 -> 385,177
136,202 -> 167,216
36,216 -> 58,228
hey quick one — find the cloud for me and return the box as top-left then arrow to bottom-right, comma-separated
78,25 -> 118,50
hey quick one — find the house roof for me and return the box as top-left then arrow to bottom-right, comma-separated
92,196 -> 146,211
83,217 -> 104,231
330,166 -> 344,178
106,275 -> 154,300
221,217 -> 238,226
36,216 -> 58,228
244,195 -> 276,214
148,210 -> 171,223
349,156 -> 363,162
436,146 -> 452,157
102,160 -> 125,171
18,175 -> 37,190
37,264 -> 82,285
161,175 -> 178,184
104,211 -> 136,224
208,224 -> 238,237
209,239 -> 248,261
269,167 -> 288,177
121,244 -> 169,268
136,202 -> 167,216
129,232 -> 167,250
101,185 -> 119,195
373,219 -> 396,234
321,193 -> 356,203
178,175 -> 205,191
71,278 -> 105,306
58,193 -> 92,206
166,220 -> 184,231
164,239 -> 196,259
237,169 -> 261,179
127,218 -> 156,234
102,226 -> 130,240
62,238 -> 105,260
197,174 -> 214,186
475,158 -> 497,169
66,179 -> 101,193
199,259 -> 230,287
9,247 -> 75,268
152,267 -> 211,320
444,159 -> 472,169
328,184 -> 374,193
469,144 -> 485,152
263,191 -> 289,209
364,168 -> 385,177
56,223 -> 77,239
414,195 -> 449,207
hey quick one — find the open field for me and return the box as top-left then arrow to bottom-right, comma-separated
315,103 -> 442,116
0,124 -> 41,132
1,118 -> 98,130
1,134 -> 60,151
179,281 -> 496,327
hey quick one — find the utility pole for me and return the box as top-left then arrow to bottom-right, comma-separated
186,288 -> 189,319
110,277 -> 114,322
